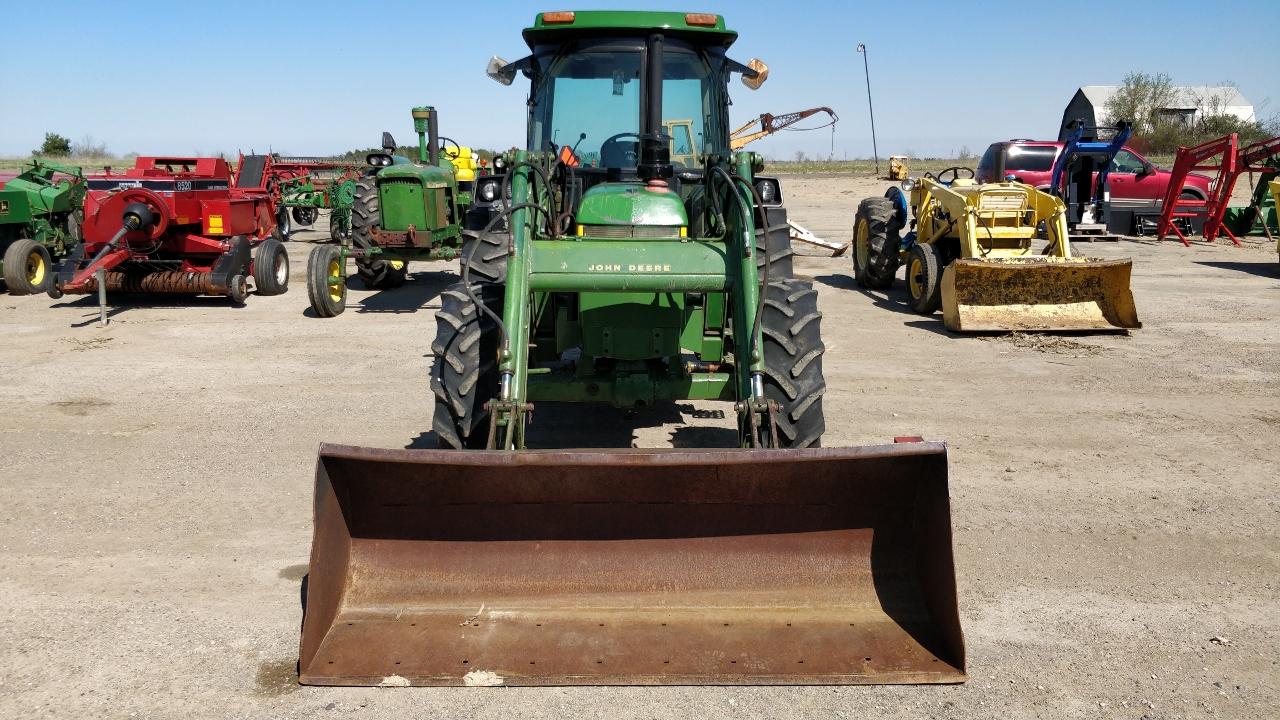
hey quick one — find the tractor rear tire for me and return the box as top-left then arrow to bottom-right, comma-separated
432,282 -> 504,449
755,207 -> 795,283
356,258 -> 407,289
253,238 -> 290,296
307,243 -> 347,317
3,238 -> 53,295
292,207 -> 318,226
350,179 -> 379,250
905,243 -> 943,314
460,230 -> 509,284
852,197 -> 900,289
757,279 -> 826,448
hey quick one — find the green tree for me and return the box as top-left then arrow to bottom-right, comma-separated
34,132 -> 72,156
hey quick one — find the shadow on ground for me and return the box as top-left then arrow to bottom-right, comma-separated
1196,260 -> 1279,279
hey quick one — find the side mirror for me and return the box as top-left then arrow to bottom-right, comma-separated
486,56 -> 516,86
741,58 -> 769,90
381,132 -> 396,153
1139,163 -> 1155,176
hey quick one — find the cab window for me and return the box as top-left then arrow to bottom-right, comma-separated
1111,150 -> 1146,174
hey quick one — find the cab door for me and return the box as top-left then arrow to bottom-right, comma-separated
1107,149 -> 1160,211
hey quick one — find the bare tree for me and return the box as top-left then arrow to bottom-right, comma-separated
71,135 -> 109,157
1103,72 -> 1177,134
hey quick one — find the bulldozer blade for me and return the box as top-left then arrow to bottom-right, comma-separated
940,257 -> 1141,332
298,443 -> 965,687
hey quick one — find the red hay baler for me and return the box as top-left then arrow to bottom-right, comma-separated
51,156 -> 289,303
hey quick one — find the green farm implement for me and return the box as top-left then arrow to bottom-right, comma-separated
305,107 -> 478,316
298,11 -> 964,687
271,158 -> 360,242
0,159 -> 85,294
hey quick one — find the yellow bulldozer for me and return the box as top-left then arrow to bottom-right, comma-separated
852,167 -> 1141,332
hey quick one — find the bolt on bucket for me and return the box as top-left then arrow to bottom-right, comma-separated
940,256 -> 1141,333
298,443 -> 965,686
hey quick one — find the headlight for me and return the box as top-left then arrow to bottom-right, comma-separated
366,153 -> 392,167
754,178 -> 781,205
493,156 -> 506,171
901,177 -> 916,193
479,181 -> 497,202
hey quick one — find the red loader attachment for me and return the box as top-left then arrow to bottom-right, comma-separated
298,443 -> 965,686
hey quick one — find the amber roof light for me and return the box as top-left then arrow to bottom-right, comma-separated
542,11 -> 575,24
685,13 -> 718,26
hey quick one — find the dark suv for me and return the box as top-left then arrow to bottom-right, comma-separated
977,140 -> 1211,232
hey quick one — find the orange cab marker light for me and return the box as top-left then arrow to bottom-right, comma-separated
685,13 -> 718,26
543,11 -> 575,24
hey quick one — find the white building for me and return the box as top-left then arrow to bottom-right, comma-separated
1058,85 -> 1255,140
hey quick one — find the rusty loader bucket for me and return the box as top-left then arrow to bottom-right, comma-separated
941,257 -> 1141,332
298,443 -> 965,686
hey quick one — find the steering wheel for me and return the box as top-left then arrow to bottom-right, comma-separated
930,166 -> 976,184
439,136 -> 461,160
600,132 -> 642,167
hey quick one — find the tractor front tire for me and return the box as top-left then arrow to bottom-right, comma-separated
905,243 -> 943,314
3,238 -> 53,295
852,197 -> 900,289
432,282 -> 504,449
253,237 -> 290,296
307,244 -> 347,317
460,230 -> 509,284
758,279 -> 826,448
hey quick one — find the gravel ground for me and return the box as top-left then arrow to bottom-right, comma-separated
0,175 -> 1276,718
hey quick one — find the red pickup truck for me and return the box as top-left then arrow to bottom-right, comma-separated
976,140 -> 1212,231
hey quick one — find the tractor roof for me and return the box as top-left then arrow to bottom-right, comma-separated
523,10 -> 737,48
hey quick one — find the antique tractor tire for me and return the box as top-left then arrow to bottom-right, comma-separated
852,197 -> 900,289
307,244 -> 347,317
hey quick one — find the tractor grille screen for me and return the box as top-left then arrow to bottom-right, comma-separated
581,225 -> 681,239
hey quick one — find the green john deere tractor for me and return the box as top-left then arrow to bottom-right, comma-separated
305,108 -> 478,316
298,11 -> 964,688
0,159 -> 85,294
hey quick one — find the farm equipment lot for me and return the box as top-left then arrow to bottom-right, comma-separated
1,174 -> 1276,717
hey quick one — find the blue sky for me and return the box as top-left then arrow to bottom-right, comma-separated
1,0 -> 1275,159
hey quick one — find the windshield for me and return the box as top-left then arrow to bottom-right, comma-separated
529,40 -> 728,169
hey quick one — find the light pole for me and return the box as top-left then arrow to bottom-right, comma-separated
856,43 -> 880,177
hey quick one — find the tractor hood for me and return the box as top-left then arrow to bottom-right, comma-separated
575,182 -> 688,228
376,162 -> 454,188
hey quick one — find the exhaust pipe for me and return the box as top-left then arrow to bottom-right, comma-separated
298,443 -> 965,686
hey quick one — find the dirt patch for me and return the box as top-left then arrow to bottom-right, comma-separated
59,336 -> 113,351
277,564 -> 308,581
992,331 -> 1109,356
50,398 -> 111,416
254,658 -> 300,697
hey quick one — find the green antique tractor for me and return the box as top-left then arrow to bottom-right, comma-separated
0,159 -> 85,294
305,108 -> 477,316
298,11 -> 964,688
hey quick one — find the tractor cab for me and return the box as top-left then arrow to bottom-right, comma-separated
480,10 -> 769,235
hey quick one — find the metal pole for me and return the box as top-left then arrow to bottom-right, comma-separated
96,268 -> 107,327
856,44 -> 880,177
